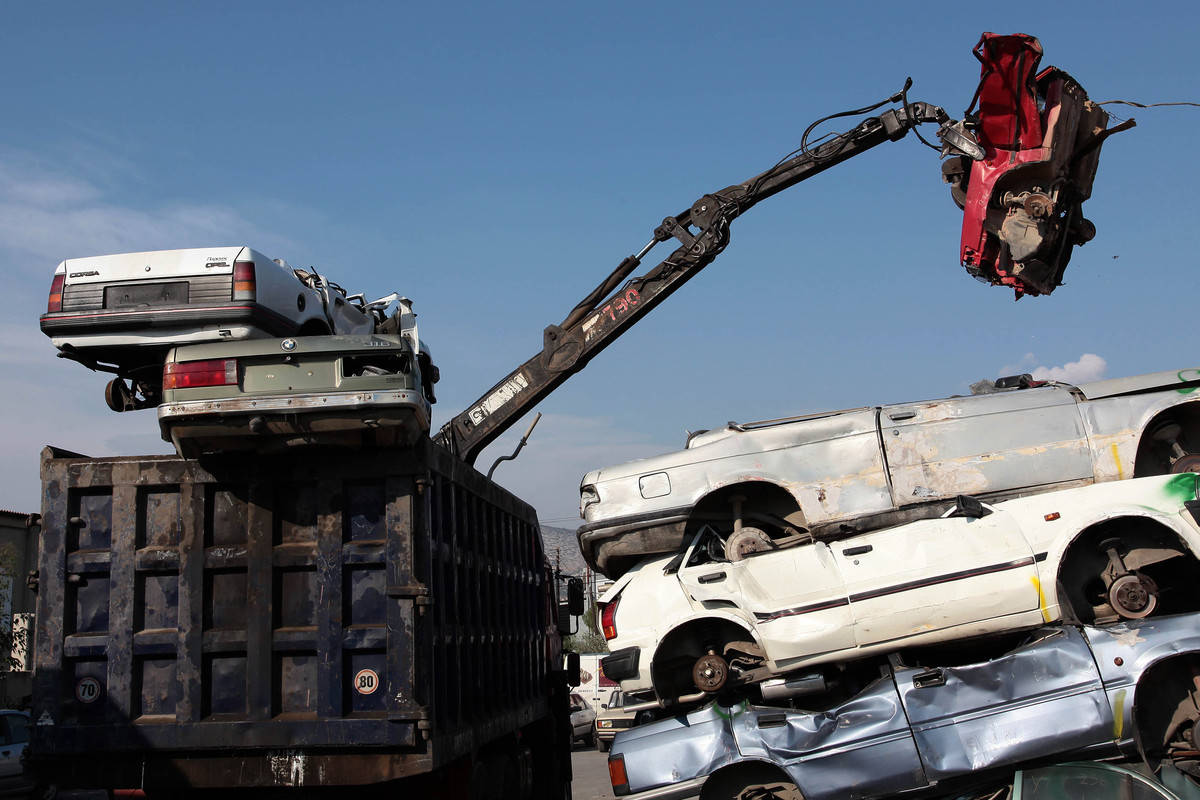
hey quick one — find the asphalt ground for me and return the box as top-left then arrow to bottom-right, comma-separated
571,739 -> 617,800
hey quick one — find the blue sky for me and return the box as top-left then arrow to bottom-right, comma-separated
1,2 -> 1197,525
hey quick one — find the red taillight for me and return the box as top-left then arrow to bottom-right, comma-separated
233,261 -> 256,301
601,595 -> 620,640
608,754 -> 629,795
47,273 -> 65,313
163,359 -> 238,391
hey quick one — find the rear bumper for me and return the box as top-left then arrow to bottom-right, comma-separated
578,513 -> 689,580
159,389 -> 431,458
41,303 -> 302,349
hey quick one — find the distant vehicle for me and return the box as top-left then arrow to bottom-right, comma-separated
594,689 -> 655,754
606,614 -> 1200,800
0,710 -> 31,798
569,693 -> 597,746
157,322 -> 437,458
598,474 -> 1200,704
579,367 -> 1200,581
39,246 -> 394,411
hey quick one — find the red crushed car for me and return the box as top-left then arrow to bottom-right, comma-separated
944,33 -> 1133,298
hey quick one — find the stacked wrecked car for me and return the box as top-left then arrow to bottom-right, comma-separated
39,245 -> 437,456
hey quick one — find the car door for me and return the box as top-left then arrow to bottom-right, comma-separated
895,627 -> 1117,782
677,530 -> 856,664
882,385 -> 1093,506
831,502 -> 1042,650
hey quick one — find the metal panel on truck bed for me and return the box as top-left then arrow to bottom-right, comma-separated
30,439 -> 553,790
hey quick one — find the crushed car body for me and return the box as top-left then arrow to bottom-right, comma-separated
597,473 -> 1200,705
158,323 -> 437,458
39,246 -> 399,411
579,367 -> 1200,581
607,613 -> 1200,800
944,33 -> 1131,298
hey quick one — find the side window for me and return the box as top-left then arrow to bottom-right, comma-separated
5,714 -> 28,744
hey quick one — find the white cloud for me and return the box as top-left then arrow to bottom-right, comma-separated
996,353 -> 1108,385
1031,353 -> 1108,384
0,152 -> 295,282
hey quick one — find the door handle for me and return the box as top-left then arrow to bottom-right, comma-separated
888,411 -> 917,421
697,571 -> 727,584
842,545 -> 873,556
912,668 -> 946,689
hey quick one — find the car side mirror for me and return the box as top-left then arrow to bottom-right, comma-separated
953,494 -> 991,519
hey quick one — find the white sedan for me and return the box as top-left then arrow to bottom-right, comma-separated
39,246 -> 394,411
597,473 -> 1200,705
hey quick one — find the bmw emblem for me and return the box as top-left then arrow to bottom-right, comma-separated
281,339 -> 298,351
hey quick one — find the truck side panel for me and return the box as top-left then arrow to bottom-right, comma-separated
30,441 -> 553,790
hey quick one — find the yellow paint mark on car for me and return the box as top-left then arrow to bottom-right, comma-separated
1032,576 -> 1052,623
1111,443 -> 1125,480
1111,689 -> 1126,739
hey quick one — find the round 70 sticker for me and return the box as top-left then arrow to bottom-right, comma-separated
76,677 -> 101,704
354,669 -> 380,695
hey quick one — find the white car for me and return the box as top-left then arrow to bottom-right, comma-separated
40,246 -> 392,411
597,473 -> 1200,705
568,692 -> 597,746
579,368 -> 1200,580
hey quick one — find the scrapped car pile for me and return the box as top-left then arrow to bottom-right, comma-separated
40,245 -> 438,456
584,32 -> 1200,800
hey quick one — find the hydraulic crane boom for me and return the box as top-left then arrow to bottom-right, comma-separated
435,88 -> 970,464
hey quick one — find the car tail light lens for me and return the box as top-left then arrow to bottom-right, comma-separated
163,359 -> 238,391
601,595 -> 620,640
233,261 -> 256,301
608,754 -> 630,795
47,273 -> 65,313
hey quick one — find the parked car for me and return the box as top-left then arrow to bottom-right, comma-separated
569,693 -> 597,747
606,614 -> 1200,800
579,367 -> 1200,581
594,689 -> 656,753
157,328 -> 437,458
598,473 -> 1200,704
0,710 -> 31,798
39,246 -> 395,411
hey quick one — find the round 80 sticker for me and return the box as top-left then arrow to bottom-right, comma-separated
354,669 -> 380,695
76,677 -> 101,704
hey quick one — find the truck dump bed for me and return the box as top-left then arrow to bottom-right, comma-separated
29,440 -> 561,791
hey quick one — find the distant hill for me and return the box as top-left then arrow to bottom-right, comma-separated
540,524 -> 589,580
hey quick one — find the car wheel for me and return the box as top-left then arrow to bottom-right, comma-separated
1135,657 -> 1200,783
583,728 -> 595,747
693,651 -> 729,693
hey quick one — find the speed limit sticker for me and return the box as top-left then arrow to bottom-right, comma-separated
354,669 -> 379,695
76,677 -> 101,704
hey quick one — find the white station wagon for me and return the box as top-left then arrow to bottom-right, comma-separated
579,368 -> 1200,580
596,473 -> 1200,705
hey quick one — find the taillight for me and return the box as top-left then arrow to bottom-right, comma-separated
47,273 -> 65,313
601,595 -> 620,640
163,359 -> 238,391
233,261 -> 256,301
608,754 -> 630,796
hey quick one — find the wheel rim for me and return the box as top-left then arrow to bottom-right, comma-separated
693,652 -> 729,692
1110,573 -> 1158,619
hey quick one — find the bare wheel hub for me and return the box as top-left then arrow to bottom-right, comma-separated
693,652 -> 729,693
1109,573 -> 1158,619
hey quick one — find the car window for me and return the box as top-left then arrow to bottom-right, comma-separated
1017,765 -> 1174,800
4,714 -> 28,745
